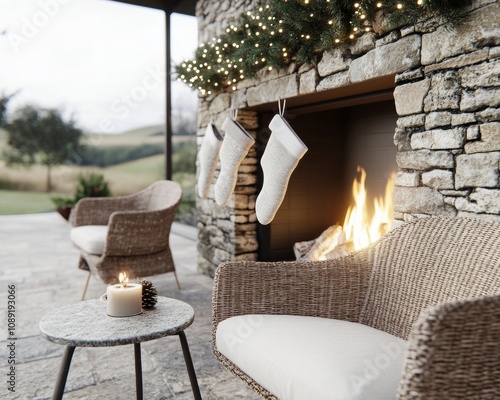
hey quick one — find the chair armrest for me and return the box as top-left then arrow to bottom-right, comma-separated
213,246 -> 374,331
70,195 -> 137,226
398,294 -> 500,399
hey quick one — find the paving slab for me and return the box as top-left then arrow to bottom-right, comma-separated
0,213 -> 259,400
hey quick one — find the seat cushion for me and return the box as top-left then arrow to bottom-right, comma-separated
70,225 -> 108,255
216,315 -> 407,400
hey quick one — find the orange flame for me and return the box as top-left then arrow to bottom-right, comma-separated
343,167 -> 395,251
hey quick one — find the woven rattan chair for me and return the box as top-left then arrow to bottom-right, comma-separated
70,180 -> 182,300
212,216 -> 500,399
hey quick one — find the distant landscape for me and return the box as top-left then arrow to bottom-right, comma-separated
0,125 -> 196,224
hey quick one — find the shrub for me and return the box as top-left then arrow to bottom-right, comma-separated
51,172 -> 112,209
74,172 -> 112,202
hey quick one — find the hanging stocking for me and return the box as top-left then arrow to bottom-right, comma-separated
197,123 -> 223,198
256,104 -> 308,225
214,116 -> 255,206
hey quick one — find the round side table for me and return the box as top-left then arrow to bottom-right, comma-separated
39,297 -> 202,400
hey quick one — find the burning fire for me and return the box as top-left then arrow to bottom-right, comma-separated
293,166 -> 395,261
343,166 -> 395,251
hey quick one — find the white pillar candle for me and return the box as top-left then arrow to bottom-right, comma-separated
106,283 -> 142,317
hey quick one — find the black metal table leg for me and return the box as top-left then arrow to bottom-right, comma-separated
178,331 -> 202,400
134,343 -> 143,400
52,346 -> 76,400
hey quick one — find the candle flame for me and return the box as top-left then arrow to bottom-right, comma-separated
119,272 -> 129,288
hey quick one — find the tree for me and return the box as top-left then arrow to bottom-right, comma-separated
0,93 -> 14,127
3,105 -> 83,192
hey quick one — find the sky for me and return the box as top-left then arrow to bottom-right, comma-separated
0,0 -> 198,134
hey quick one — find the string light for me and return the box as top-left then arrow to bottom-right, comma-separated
175,0 -> 468,94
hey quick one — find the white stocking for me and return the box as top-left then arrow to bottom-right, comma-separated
214,117 -> 255,206
256,114 -> 308,225
197,123 -> 223,198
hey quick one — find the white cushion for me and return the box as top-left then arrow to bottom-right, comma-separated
216,315 -> 407,400
70,225 -> 108,255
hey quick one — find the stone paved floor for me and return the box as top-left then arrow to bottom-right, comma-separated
0,213 -> 260,400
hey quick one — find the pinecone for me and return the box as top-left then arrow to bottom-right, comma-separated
141,280 -> 158,309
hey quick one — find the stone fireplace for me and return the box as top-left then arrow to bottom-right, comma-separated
194,0 -> 500,276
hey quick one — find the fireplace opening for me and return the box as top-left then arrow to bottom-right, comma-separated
257,99 -> 398,261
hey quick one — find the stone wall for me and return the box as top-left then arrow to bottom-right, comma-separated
195,0 -> 500,276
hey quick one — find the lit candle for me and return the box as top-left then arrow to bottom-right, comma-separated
106,272 -> 142,317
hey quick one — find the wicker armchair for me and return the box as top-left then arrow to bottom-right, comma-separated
70,180 -> 182,299
212,216 -> 500,399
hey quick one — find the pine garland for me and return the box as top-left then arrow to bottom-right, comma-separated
176,0 -> 471,95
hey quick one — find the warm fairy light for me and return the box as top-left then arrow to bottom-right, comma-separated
176,0 -> 461,93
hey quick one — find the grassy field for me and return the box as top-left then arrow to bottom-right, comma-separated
0,190 -> 57,215
0,126 -> 197,219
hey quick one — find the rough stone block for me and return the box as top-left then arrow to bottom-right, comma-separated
395,171 -> 420,187
466,125 -> 480,141
317,71 -> 350,91
233,194 -> 249,209
444,197 -> 456,206
213,248 -> 232,264
425,111 -> 452,130
397,114 -> 425,129
208,93 -> 231,114
231,89 -> 247,109
440,189 -> 470,197
469,188 -> 500,214
421,3 -> 500,65
452,113 -> 476,126
235,252 -> 258,261
457,211 -> 500,222
235,232 -> 258,253
247,74 -> 298,107
350,32 -> 376,56
317,48 -> 350,77
394,128 -> 412,151
350,35 -> 421,83
422,169 -> 454,189
411,128 -> 465,150
477,107 -> 500,123
393,186 -> 446,214
455,152 -> 500,189
397,150 -> 454,170
394,79 -> 430,116
460,59 -> 500,89
299,68 -> 318,94
465,122 -> 500,153
236,173 -> 258,186
396,69 -> 425,86
424,71 -> 461,112
424,48 -> 489,74
461,88 -> 500,112
376,31 -> 400,47
490,46 -> 500,59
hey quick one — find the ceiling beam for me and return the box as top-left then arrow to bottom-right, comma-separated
109,0 -> 196,15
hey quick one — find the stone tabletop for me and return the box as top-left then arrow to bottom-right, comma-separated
39,297 -> 194,347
